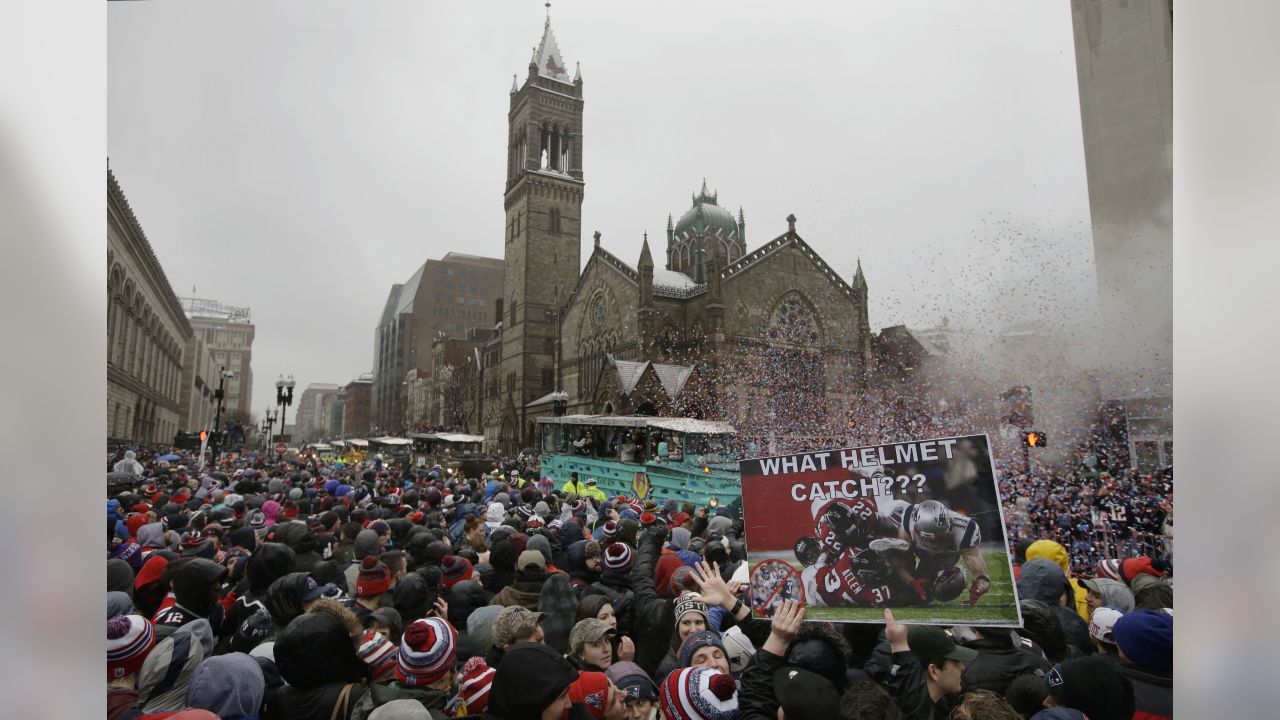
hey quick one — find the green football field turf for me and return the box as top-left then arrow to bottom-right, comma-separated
751,550 -> 1021,626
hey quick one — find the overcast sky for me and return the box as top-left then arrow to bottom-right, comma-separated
108,0 -> 1094,422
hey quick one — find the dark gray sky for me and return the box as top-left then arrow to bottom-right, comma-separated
108,0 -> 1094,421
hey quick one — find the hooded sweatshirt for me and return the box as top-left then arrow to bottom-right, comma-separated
1086,578 -> 1135,613
186,652 -> 265,720
271,612 -> 372,720
136,619 -> 214,712
1026,539 -> 1090,620
1016,559 -> 1092,656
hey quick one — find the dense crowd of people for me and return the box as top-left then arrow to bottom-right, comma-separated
106,441 -> 1172,720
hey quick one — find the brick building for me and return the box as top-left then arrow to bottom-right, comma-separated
341,373 -> 373,438
296,382 -> 341,442
107,168 -> 193,445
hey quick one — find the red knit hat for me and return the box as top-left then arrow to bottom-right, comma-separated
660,667 -> 738,720
456,656 -> 496,715
356,555 -> 392,597
440,555 -> 474,589
107,615 -> 155,680
396,618 -> 457,686
567,671 -> 612,720
134,554 -> 169,590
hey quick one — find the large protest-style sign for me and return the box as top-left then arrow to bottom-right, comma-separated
740,434 -> 1021,625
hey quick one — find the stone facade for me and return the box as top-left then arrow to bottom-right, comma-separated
371,253 -> 504,433
186,313 -> 255,420
480,20 -> 877,453
108,168 -> 193,445
297,383 -> 340,441
179,334 -> 216,432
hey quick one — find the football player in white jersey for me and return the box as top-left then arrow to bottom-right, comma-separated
882,498 -> 991,605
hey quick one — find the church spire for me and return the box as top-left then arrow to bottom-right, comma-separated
852,257 -> 867,290
639,233 -> 654,269
533,4 -> 572,83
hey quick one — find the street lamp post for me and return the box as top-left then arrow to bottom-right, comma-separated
275,375 -> 295,442
262,407 -> 278,450
211,366 -> 234,458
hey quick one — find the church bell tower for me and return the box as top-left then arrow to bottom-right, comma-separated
499,12 -> 585,448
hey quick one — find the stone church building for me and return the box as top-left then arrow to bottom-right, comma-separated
483,17 -> 876,452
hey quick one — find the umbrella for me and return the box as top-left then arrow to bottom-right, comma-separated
107,471 -> 136,485
156,454 -> 181,462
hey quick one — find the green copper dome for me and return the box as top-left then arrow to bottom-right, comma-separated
674,180 -> 740,239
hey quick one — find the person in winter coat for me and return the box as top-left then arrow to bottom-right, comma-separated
223,543 -> 297,646
564,540 -> 602,594
1081,577 -> 1135,614
1025,540 -> 1089,620
1017,600 -> 1076,664
349,617 -> 457,720
489,551 -> 548,611
882,610 -> 977,720
269,612 -> 371,720
958,626 -> 1051,695
186,652 -> 266,720
485,642 -> 578,720
108,615 -> 157,720
1110,610 -> 1173,720
154,559 -> 228,632
628,526 -> 682,677
1096,557 -> 1173,611
1035,656 -> 1135,720
115,450 -> 145,476
136,619 -> 215,714
1016,559 -> 1092,656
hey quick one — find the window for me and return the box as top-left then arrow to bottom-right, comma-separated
543,337 -> 555,353
541,369 -> 554,390
548,208 -> 561,234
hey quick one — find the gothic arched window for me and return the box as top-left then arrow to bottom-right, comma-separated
766,293 -> 821,348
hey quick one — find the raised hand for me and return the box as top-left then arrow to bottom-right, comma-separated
762,599 -> 805,655
690,560 -> 733,609
617,634 -> 636,662
884,608 -> 909,652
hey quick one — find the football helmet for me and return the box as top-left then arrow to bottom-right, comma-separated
911,500 -> 952,550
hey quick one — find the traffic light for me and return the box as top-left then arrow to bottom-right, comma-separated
1023,431 -> 1046,448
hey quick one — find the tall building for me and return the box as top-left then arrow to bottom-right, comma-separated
1070,0 -> 1172,469
178,333 -> 216,432
180,298 -> 256,425
296,383 -> 341,441
108,168 -> 193,445
493,16 -> 586,448
483,17 -> 874,453
371,253 -> 504,433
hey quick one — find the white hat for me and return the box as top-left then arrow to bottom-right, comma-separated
1089,606 -> 1125,644
721,625 -> 756,674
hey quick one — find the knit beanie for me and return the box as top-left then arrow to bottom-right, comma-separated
674,593 -> 710,625
1044,656 -> 1136,720
660,666 -> 738,720
356,555 -> 392,597
567,671 -> 612,720
602,543 -> 634,574
108,614 -> 156,680
358,630 -> 400,681
678,630 -> 728,669
1095,558 -> 1124,582
601,521 -> 619,544
454,656 -> 496,715
111,541 -> 145,570
440,555 -> 474,589
1112,609 -> 1173,674
396,617 -> 457,686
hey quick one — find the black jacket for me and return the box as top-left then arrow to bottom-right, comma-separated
736,647 -> 788,720
630,526 -> 676,678
1115,662 -> 1173,719
884,650 -> 957,720
959,633 -> 1050,695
